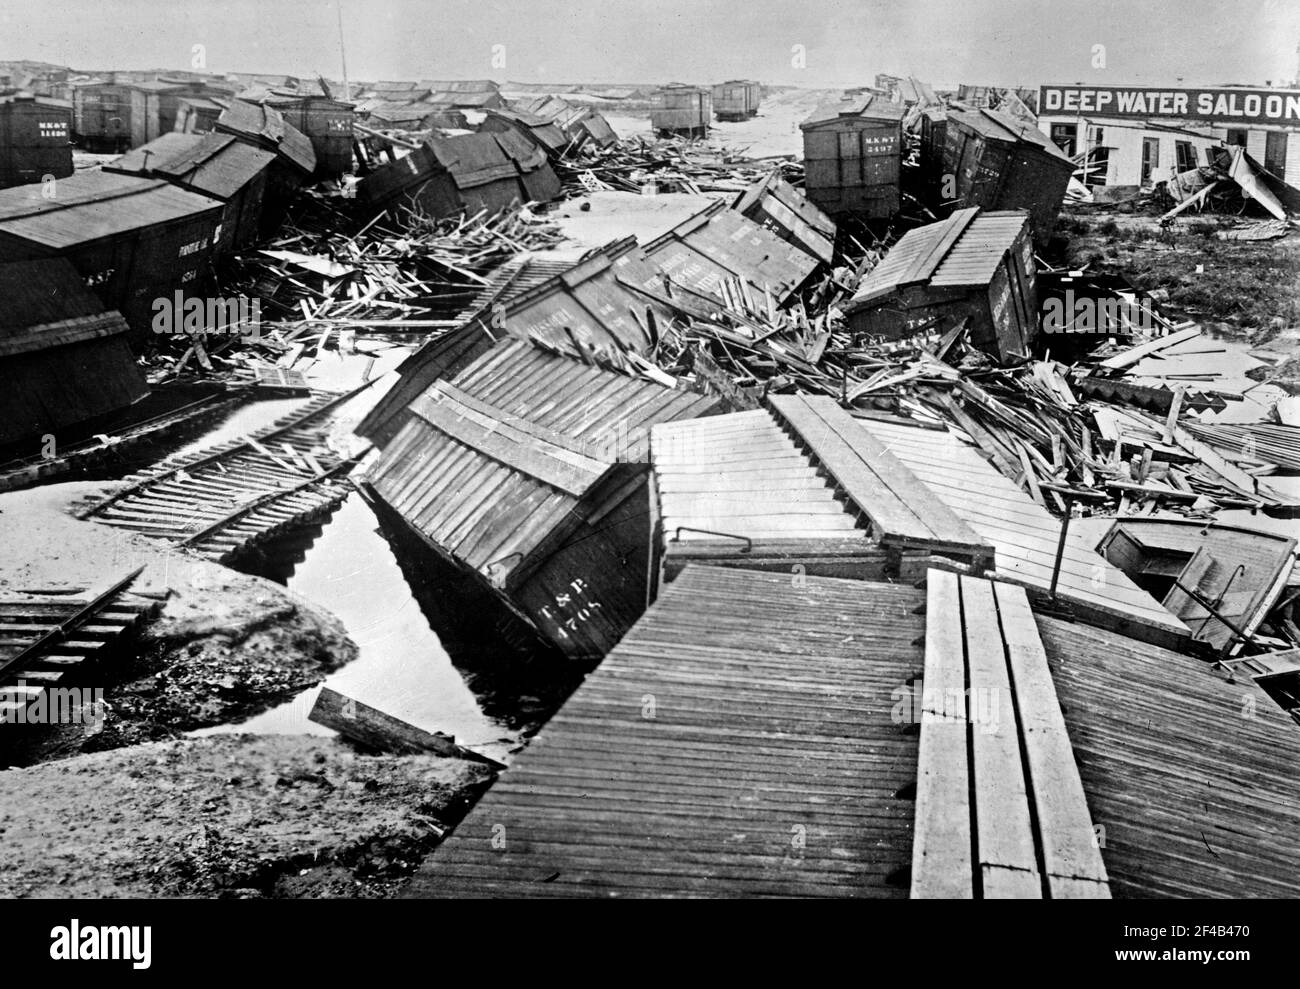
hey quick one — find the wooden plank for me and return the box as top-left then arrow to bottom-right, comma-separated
1098,325 -> 1202,371
408,387 -> 607,497
960,575 -> 1041,897
309,687 -> 504,766
911,569 -> 973,899
993,581 -> 1110,896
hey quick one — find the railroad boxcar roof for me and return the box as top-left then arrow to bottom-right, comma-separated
365,337 -> 721,585
103,132 -> 276,200
800,95 -> 905,129
0,256 -> 130,355
214,99 -> 316,173
945,106 -> 1074,165
0,170 -> 223,249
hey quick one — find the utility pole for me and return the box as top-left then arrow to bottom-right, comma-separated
336,0 -> 350,101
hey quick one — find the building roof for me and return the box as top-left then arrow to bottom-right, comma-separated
847,208 -> 1031,307
103,132 -> 276,200
0,171 -> 223,250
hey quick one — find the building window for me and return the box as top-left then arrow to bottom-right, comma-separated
1141,136 -> 1160,185
1175,141 -> 1198,172
1265,131 -> 1288,180
1050,122 -> 1077,157
1225,128 -> 1248,147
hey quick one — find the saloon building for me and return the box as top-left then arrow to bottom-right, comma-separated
1038,84 -> 1300,190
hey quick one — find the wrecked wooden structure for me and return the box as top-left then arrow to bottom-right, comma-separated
0,171 -> 224,335
643,199 -> 821,307
478,107 -> 572,161
800,96 -> 904,219
1096,518 -> 1295,654
214,99 -> 316,190
409,564 -> 1300,898
263,93 -> 355,177
732,170 -> 836,266
0,257 -> 148,450
649,394 -> 994,586
712,79 -> 761,121
363,338 -> 722,660
511,95 -> 617,150
0,95 -> 72,190
651,84 -> 711,139
103,131 -> 277,253
857,417 -> 1191,648
358,131 -> 560,220
931,107 -> 1075,244
843,208 -> 1038,361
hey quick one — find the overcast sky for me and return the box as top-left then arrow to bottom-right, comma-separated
1,0 -> 1297,90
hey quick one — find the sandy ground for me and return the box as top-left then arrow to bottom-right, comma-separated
0,481 -> 358,765
0,734 -> 493,897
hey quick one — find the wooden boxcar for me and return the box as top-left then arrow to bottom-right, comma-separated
514,95 -> 618,150
172,95 -> 227,135
732,170 -> 836,265
651,84 -> 711,138
214,100 -> 315,231
72,81 -> 164,151
103,131 -> 276,254
712,80 -> 761,121
799,96 -> 905,218
842,207 -> 1038,361
643,199 -> 821,306
0,257 -> 149,450
264,94 -> 355,177
0,95 -> 73,189
0,171 -> 225,335
358,131 -> 560,219
363,337 -> 723,660
934,107 -> 1075,244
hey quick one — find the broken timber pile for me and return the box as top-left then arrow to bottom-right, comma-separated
75,389 -> 364,564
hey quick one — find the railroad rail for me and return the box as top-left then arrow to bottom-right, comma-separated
76,385 -> 374,564
0,567 -> 164,725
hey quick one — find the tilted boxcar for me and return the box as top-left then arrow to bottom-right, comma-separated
479,107 -> 572,161
841,207 -> 1038,361
363,337 -> 723,660
0,170 -> 225,336
264,93 -> 355,177
712,80 -> 761,121
651,84 -> 711,138
512,95 -> 618,150
0,257 -> 149,450
732,170 -> 836,266
933,107 -> 1075,244
358,130 -> 560,219
214,100 -> 315,231
800,96 -> 904,218
72,81 -> 164,151
103,131 -> 276,254
0,95 -> 73,189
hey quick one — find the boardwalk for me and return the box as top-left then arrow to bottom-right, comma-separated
407,565 -> 925,897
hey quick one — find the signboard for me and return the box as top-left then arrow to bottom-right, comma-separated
1040,85 -> 1300,127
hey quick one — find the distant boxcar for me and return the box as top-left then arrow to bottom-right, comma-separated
264,93 -> 355,177
651,84 -> 711,138
0,95 -> 73,189
931,107 -> 1075,244
72,81 -> 165,151
712,80 -> 761,121
800,96 -> 904,219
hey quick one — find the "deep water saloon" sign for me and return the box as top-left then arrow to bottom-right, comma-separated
1039,85 -> 1300,127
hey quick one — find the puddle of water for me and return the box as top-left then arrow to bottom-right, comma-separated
195,494 -> 518,761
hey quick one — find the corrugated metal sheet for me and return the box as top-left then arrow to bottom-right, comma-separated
643,200 -> 819,305
406,565 -> 925,898
857,417 -> 1190,647
365,337 -> 722,658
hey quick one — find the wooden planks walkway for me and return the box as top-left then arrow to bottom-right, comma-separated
405,565 -> 925,898
858,417 -> 1189,647
912,570 -> 1109,898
